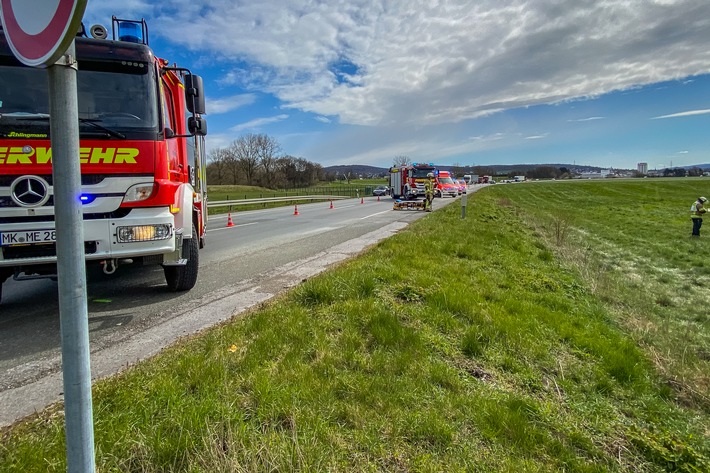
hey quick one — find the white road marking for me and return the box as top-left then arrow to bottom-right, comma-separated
207,222 -> 258,233
360,210 -> 393,219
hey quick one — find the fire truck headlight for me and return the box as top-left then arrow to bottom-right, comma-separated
116,224 -> 172,242
123,183 -> 156,203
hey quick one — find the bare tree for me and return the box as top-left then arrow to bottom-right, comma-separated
207,143 -> 326,188
207,147 -> 230,184
451,162 -> 465,178
230,134 -> 260,185
256,134 -> 281,188
222,144 -> 240,184
393,155 -> 411,167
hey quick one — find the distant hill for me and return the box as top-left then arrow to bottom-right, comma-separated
323,163 -> 606,178
324,162 -> 710,178
681,163 -> 710,170
323,165 -> 389,178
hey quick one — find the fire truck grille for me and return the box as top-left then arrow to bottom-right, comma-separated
2,241 -> 98,260
0,175 -> 110,186
0,208 -> 131,224
0,196 -> 55,208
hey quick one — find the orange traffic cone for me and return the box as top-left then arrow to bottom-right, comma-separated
294,204 -> 299,216
329,200 -> 334,209
360,197 -> 364,204
226,213 -> 235,227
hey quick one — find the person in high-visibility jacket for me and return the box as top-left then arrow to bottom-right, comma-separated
690,196 -> 708,237
424,173 -> 434,212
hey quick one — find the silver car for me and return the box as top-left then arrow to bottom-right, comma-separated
372,185 -> 390,196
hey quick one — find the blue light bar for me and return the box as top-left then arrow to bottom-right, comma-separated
117,21 -> 143,43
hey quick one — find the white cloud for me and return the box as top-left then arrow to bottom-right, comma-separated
203,133 -> 233,155
207,94 -> 257,115
525,134 -> 548,140
314,116 -> 332,124
469,133 -> 504,142
568,117 -> 605,122
651,109 -> 710,119
146,0 -> 710,128
82,2 -> 154,27
230,114 -> 289,132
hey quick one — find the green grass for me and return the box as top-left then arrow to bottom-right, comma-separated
1,178 -> 709,471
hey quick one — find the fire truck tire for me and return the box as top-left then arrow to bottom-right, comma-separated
0,283 -> 3,304
164,227 -> 199,291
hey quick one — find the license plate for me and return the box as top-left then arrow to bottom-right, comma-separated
0,229 -> 56,246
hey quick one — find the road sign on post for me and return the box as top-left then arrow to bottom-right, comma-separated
0,0 -> 87,67
0,1 -> 93,472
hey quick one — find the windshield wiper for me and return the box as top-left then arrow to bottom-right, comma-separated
14,115 -> 126,139
78,118 -> 126,139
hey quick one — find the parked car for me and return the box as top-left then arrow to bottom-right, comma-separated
372,185 -> 390,196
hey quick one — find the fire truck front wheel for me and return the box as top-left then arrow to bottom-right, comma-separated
164,227 -> 199,292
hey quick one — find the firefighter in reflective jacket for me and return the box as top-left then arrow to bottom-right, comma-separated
691,196 -> 708,237
424,173 -> 434,212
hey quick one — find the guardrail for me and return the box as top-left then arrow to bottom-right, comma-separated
207,195 -> 351,210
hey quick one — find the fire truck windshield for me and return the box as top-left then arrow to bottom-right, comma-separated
411,168 -> 435,179
0,60 -> 158,139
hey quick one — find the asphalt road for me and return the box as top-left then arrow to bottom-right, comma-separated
0,193 -> 467,427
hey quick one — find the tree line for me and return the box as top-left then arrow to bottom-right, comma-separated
207,134 -> 326,189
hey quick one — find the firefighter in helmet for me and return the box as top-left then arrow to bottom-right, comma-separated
424,172 -> 435,212
690,196 -> 708,237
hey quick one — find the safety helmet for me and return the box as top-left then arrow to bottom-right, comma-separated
700,197 -> 708,203
427,173 -> 434,178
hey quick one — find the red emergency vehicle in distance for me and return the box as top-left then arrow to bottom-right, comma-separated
389,162 -> 437,200
0,17 -> 208,304
434,170 -> 459,198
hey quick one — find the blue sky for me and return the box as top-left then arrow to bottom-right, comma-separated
81,1 -> 710,170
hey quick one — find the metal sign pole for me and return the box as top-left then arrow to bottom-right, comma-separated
48,41 -> 96,473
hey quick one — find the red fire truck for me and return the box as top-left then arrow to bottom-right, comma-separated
389,162 -> 437,200
0,17 -> 208,303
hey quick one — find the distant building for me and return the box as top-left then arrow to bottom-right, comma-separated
637,162 -> 648,174
578,172 -> 604,179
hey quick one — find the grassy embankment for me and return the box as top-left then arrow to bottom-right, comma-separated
1,178 -> 709,471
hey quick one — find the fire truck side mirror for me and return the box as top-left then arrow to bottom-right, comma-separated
184,74 -> 206,115
188,116 -> 207,136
